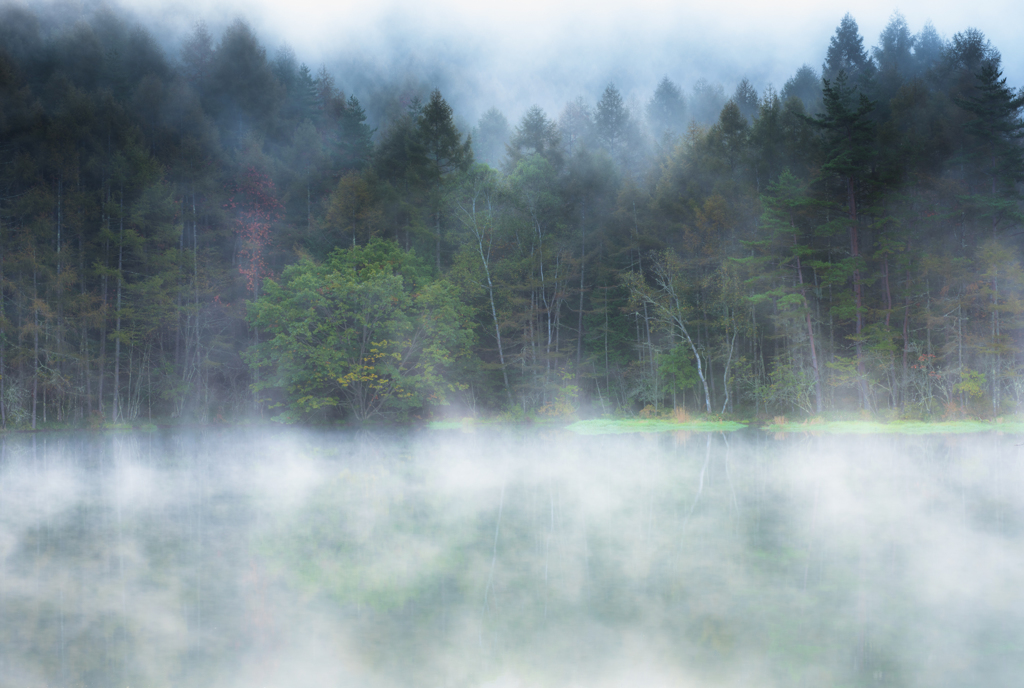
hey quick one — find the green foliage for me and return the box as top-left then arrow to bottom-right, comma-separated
247,239 -> 475,421
659,345 -> 699,392
2,6 -> 1024,427
954,368 -> 987,398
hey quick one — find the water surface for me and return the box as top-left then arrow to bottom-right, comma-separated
0,428 -> 1021,687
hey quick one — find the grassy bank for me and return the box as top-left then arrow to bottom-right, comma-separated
767,419 -> 1024,434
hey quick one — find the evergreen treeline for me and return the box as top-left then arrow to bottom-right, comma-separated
1,6 -> 1023,427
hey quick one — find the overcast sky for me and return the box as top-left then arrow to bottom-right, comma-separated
57,0 -> 1024,125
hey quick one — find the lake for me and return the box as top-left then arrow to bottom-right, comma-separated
0,427 -> 1021,687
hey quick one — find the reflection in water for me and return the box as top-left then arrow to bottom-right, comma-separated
0,428 -> 1021,687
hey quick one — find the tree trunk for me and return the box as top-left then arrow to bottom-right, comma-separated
0,231 -> 5,428
604,286 -> 610,394
674,310 -> 711,414
113,192 -> 124,423
32,269 -> 39,430
796,254 -> 823,414
993,274 -> 1001,413
471,205 -> 512,403
435,210 -> 442,273
576,203 -> 585,376
56,176 -> 64,414
175,197 -> 184,374
721,308 -> 737,414
882,256 -> 892,328
847,176 -> 869,410
901,268 -> 911,409
79,230 -> 90,416
99,236 -> 108,417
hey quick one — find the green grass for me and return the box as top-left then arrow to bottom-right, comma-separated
564,418 -> 748,434
770,419 -> 1024,434
426,420 -> 470,430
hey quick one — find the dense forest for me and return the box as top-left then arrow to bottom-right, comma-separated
1,5 -> 1022,427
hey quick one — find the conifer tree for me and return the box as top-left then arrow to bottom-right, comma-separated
595,84 -> 630,152
873,12 -> 915,76
733,79 -> 759,122
912,22 -> 944,75
822,14 -> 875,87
417,89 -> 472,271
473,107 -> 510,169
957,62 -> 1024,203
810,71 -> 876,409
647,77 -> 685,138
558,97 -> 595,156
181,21 -> 213,86
339,95 -> 374,170
752,170 -> 823,412
690,78 -> 727,124
506,106 -> 560,170
782,65 -> 822,113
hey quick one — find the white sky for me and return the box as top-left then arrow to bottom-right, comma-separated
117,0 -> 1024,121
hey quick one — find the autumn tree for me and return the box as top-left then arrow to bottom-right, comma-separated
229,166 -> 282,300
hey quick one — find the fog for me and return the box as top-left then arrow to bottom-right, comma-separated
1,428 -> 1021,687
13,0 -> 1024,130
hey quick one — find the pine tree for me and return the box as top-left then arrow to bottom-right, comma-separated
295,64 -> 319,122
506,106 -> 560,170
912,22 -> 944,75
180,21 -> 213,86
957,62 -> 1024,200
810,71 -> 876,409
944,28 -> 998,74
595,84 -> 630,152
707,100 -> 749,177
205,20 -> 283,143
690,78 -> 726,124
417,89 -> 472,271
822,14 -> 875,87
558,97 -> 595,157
782,65 -> 822,114
473,107 -> 510,169
752,170 -> 824,412
647,77 -> 685,138
733,78 -> 759,122
873,12 -> 915,76
339,95 -> 374,171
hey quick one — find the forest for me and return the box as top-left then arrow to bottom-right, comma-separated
1,4 -> 1022,427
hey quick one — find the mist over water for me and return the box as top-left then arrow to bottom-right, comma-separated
0,428 -> 1021,687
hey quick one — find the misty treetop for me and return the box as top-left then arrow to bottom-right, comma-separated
1,4 -> 1023,427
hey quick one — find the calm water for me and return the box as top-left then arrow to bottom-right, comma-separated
0,427 -> 1021,687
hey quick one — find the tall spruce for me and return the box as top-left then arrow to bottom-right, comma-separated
956,62 -> 1024,208
417,89 -> 472,271
810,71 -> 876,409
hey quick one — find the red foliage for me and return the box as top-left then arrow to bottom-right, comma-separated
227,167 -> 282,297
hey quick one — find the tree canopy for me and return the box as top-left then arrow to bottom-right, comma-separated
1,5 -> 1023,427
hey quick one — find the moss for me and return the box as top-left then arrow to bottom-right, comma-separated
426,420 -> 465,430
